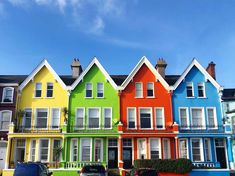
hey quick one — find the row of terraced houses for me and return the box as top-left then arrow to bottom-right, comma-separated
0,57 -> 235,176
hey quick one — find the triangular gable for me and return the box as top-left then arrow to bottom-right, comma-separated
173,58 -> 222,90
121,56 -> 170,91
71,57 -> 118,90
19,59 -> 67,91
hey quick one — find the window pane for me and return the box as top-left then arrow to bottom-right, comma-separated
52,109 -> 60,128
97,83 -> 104,97
135,83 -> 143,97
104,108 -> 111,128
208,108 -> 215,128
156,108 -> 163,128
150,139 -> 160,159
86,83 -> 92,97
128,108 -> 135,128
71,139 -> 78,161
0,111 -> 11,130
88,109 -> 99,128
36,109 -> 48,128
191,109 -> 203,128
198,83 -> 204,97
53,140 -> 61,162
24,109 -> 32,128
35,83 -> 42,97
147,83 -> 154,97
81,139 -> 91,161
192,139 -> 201,161
40,139 -> 49,161
76,108 -> 84,129
186,82 -> 193,97
180,109 -> 188,128
163,139 -> 170,159
205,139 -> 211,162
31,140 -> 36,162
3,88 -> 13,102
95,140 -> 102,162
47,83 -> 53,97
140,109 -> 151,128
179,139 -> 188,158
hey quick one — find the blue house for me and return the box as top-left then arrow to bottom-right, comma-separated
172,59 -> 233,175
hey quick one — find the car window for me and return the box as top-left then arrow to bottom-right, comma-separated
83,166 -> 105,173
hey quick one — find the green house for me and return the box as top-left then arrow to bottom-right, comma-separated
63,58 -> 121,170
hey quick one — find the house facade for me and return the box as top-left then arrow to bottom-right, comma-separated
172,59 -> 233,172
119,57 -> 178,172
5,60 -> 70,170
64,58 -> 120,170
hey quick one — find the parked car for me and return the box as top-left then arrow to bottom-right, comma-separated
14,162 -> 53,176
78,165 -> 107,176
130,168 -> 159,176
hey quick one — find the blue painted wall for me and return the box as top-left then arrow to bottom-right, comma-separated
190,170 -> 230,176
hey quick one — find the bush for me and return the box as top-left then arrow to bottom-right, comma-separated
134,158 -> 193,174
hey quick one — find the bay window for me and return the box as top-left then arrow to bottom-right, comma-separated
140,108 -> 152,129
76,108 -> 84,129
127,108 -> 136,129
94,139 -> 103,162
81,138 -> 91,161
71,139 -> 78,161
191,138 -> 203,161
155,108 -> 164,129
51,108 -> 60,128
150,138 -> 160,159
53,139 -> 61,162
207,108 -> 217,129
39,139 -> 49,162
36,108 -> 48,128
191,108 -> 204,129
179,139 -> 188,158
104,108 -> 112,129
23,109 -> 32,128
88,108 -> 100,129
179,108 -> 189,129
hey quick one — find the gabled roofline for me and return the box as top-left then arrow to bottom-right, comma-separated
19,59 -> 68,91
120,56 -> 171,91
173,58 -> 222,90
70,57 -> 118,90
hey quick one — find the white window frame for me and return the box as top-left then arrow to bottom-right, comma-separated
146,82 -> 154,98
204,138 -> 212,162
88,108 -> 101,129
75,108 -> 85,130
179,138 -> 189,159
46,82 -> 54,98
179,107 -> 190,129
155,107 -> 165,129
30,139 -> 37,162
139,107 -> 153,129
127,107 -> 137,129
190,107 -> 206,130
35,108 -> 49,129
70,138 -> 78,162
51,108 -> 60,129
1,87 -> 14,103
23,108 -> 32,129
137,138 -> 147,159
52,139 -> 62,162
103,108 -> 112,129
94,138 -> 103,162
197,82 -> 206,98
34,82 -> 42,98
97,82 -> 104,98
206,107 -> 218,129
149,138 -> 161,159
135,82 -> 143,98
163,138 -> 171,159
0,110 -> 12,131
186,82 -> 194,98
80,138 -> 92,162
39,138 -> 50,162
190,138 -> 204,162
85,83 -> 93,98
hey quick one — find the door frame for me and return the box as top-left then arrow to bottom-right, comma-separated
14,138 -> 26,163
214,138 -> 228,169
0,140 -> 7,169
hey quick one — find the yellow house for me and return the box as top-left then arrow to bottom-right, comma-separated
5,59 -> 70,172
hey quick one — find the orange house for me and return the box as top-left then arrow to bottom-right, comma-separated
118,57 -> 178,170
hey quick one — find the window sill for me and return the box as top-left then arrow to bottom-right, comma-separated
155,128 -> 166,130
135,97 -> 144,99
44,97 -> 55,99
146,96 -> 155,98
1,102 -> 13,104
186,97 -> 195,99
85,97 -> 93,99
198,97 -> 207,99
33,97 -> 43,99
96,97 -> 104,99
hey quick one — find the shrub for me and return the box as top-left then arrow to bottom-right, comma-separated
134,158 -> 193,174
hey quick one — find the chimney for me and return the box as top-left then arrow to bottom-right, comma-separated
155,58 -> 167,78
71,59 -> 83,78
206,61 -> 216,80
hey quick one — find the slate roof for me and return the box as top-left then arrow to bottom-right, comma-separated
165,75 -> 180,86
111,75 -> 128,86
222,88 -> 235,101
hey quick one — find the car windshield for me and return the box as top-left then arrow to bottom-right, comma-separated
139,169 -> 156,176
83,165 -> 105,173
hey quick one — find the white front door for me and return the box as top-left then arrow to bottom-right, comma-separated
0,142 -> 7,169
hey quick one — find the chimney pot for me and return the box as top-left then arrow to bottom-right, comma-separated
71,58 -> 83,78
155,58 -> 167,78
206,61 -> 216,80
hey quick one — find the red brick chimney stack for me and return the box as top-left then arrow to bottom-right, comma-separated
206,61 -> 216,80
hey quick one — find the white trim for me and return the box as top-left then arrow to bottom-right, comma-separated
38,138 -> 50,163
190,107 -> 206,129
70,138 -> 78,162
87,107 -> 101,129
103,107 -> 112,129
19,59 -> 68,91
80,138 -> 92,162
121,56 -> 170,91
162,138 -> 171,159
127,107 -> 137,129
1,87 -> 14,103
139,107 -> 153,129
173,59 -> 221,91
204,138 -> 212,162
146,82 -> 155,98
149,138 -> 161,159
75,107 -> 85,130
155,107 -> 165,129
178,107 -> 190,129
135,82 -> 143,98
71,57 -> 118,90
190,138 -> 204,162
0,110 -> 12,131
94,138 -> 103,162
206,107 -> 218,129
0,83 -> 18,86
178,138 -> 189,159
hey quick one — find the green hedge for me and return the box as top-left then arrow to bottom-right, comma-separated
134,159 -> 193,174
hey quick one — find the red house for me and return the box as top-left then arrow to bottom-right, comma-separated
118,57 -> 178,171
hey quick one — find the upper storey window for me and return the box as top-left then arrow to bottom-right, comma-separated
186,82 -> 194,97
97,83 -> 104,98
198,83 -> 205,98
35,83 -> 42,98
2,87 -> 14,103
147,82 -> 154,97
46,83 -> 53,97
139,108 -> 152,129
135,83 -> 143,98
86,83 -> 92,98
0,111 -> 11,131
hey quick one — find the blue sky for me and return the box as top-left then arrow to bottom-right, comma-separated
0,0 -> 234,88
